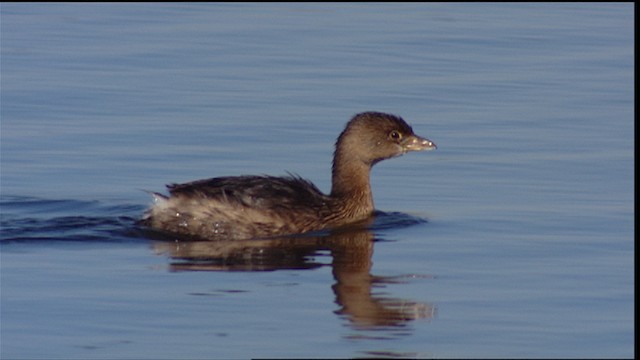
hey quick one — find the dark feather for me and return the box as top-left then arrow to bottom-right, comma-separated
167,174 -> 329,210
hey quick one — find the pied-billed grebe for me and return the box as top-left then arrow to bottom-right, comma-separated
141,112 -> 436,240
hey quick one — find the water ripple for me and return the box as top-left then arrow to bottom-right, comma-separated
0,196 -> 144,243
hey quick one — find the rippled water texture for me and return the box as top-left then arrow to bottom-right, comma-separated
1,3 -> 634,358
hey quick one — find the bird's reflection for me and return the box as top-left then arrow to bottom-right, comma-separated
151,225 -> 434,330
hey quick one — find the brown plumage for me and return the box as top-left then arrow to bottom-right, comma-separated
141,112 -> 436,240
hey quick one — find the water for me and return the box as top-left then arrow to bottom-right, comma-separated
1,3 -> 634,358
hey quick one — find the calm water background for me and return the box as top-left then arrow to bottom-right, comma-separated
0,3 -> 634,359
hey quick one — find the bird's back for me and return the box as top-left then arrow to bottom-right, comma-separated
143,175 -> 332,240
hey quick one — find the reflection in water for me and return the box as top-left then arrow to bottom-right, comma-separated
152,224 -> 435,332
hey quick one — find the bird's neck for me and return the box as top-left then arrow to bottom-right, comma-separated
329,152 -> 374,219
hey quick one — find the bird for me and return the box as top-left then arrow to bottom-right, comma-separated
140,111 -> 436,240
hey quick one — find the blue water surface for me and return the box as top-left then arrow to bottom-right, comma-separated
1,3 -> 634,358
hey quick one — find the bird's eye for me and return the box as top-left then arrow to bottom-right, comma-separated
389,130 -> 402,141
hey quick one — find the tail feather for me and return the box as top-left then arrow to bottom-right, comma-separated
138,190 -> 170,225
139,189 -> 169,203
